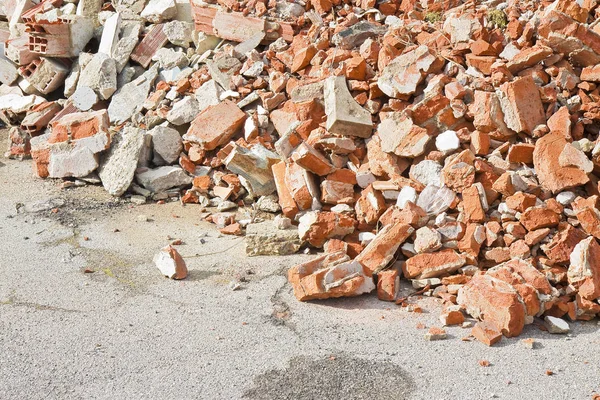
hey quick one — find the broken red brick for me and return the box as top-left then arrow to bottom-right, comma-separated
520,207 -> 560,231
533,132 -> 590,193
498,75 -> 545,135
272,161 -> 299,218
298,211 -> 355,248
377,269 -> 399,302
184,100 -> 246,151
356,223 -> 414,276
288,253 -> 375,301
472,322 -> 503,346
402,250 -> 467,280
458,273 -> 527,337
542,224 -> 587,264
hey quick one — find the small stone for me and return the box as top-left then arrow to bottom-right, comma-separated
195,80 -> 223,112
542,224 -> 587,264
462,184 -> 487,223
225,143 -> 279,197
152,47 -> 189,69
435,130 -> 460,153
506,44 -> 553,74
77,52 -> 117,100
291,143 -> 334,176
520,207 -> 560,231
396,186 -> 418,209
414,226 -> 443,254
410,160 -> 442,187
136,166 -> 192,192
288,256 -> 375,301
472,321 -> 503,346
274,215 -> 292,230
298,211 -> 355,248
575,138 -> 594,153
71,86 -> 98,111
424,327 -> 447,341
470,131 -> 490,155
220,223 -> 242,236
183,100 -> 246,151
154,245 -> 187,279
505,192 -> 537,213
163,20 -> 194,47
558,143 -> 594,173
411,278 -> 442,289
534,132 -> 589,193
258,195 -> 281,213
167,96 -> 200,125
141,0 -> 177,23
403,249 -> 466,279
440,305 -> 465,326
417,185 -> 455,216
149,126 -> 183,165
331,21 -> 386,50
568,237 -> 600,301
217,200 -> 237,212
498,75 -> 545,135
441,150 -> 476,192
108,66 -> 158,124
458,274 -> 526,337
377,269 -> 399,301
521,338 -> 538,349
0,46 -> 19,85
130,195 -> 147,205
544,316 -> 570,334
356,223 -> 414,276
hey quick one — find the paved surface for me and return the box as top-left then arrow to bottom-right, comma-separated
1,129 -> 600,399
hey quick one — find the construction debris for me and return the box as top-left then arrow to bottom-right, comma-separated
544,316 -> 571,334
154,245 -> 188,279
2,0 -> 600,344
424,327 -> 447,341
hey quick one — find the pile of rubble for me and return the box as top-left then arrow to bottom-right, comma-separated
3,0 -> 600,345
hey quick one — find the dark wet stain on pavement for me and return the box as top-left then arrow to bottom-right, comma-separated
243,354 -> 415,400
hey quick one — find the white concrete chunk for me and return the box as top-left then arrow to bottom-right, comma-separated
435,130 -> 460,153
396,186 -> 418,209
71,86 -> 98,111
195,79 -> 224,112
77,52 -> 117,100
324,75 -> 372,138
149,125 -> 183,165
98,127 -> 146,196
108,66 -> 158,124
544,316 -> 570,334
141,0 -> 177,23
136,166 -> 193,192
98,12 -> 122,56
166,96 -> 200,125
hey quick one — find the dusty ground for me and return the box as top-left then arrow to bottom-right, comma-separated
1,128 -> 599,399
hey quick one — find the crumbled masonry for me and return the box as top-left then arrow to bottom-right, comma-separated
2,0 -> 600,345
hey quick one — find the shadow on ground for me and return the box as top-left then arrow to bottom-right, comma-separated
309,295 -> 396,311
